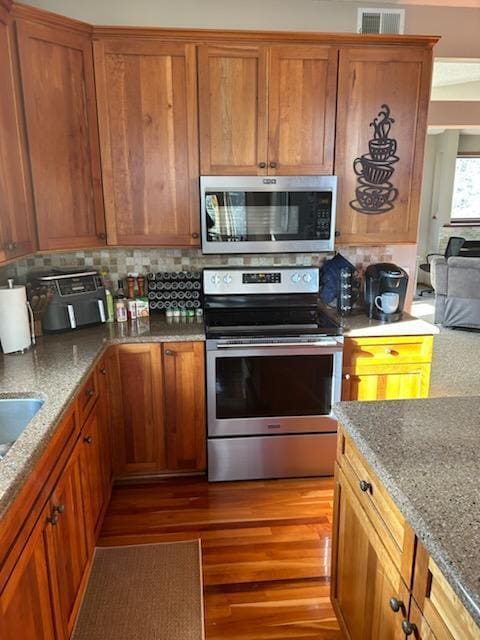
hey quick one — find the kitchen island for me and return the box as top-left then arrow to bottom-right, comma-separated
333,397 -> 480,639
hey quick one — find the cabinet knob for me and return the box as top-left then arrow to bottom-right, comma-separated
4,242 -> 14,251
401,620 -> 417,636
53,504 -> 65,514
343,373 -> 351,380
359,479 -> 372,493
47,514 -> 58,525
191,232 -> 199,239
269,161 -> 277,168
84,435 -> 93,444
164,349 -> 173,356
98,232 -> 107,240
258,162 -> 267,168
100,368 -> 107,375
385,348 -> 395,355
389,597 -> 404,613
86,388 -> 95,398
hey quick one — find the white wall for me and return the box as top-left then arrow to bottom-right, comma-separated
22,0 -> 480,58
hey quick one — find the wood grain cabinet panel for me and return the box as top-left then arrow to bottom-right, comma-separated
163,341 -> 206,472
0,504 -> 56,640
16,20 -> 106,251
94,39 -> 199,246
47,439 -> 91,639
198,43 -> 337,175
198,44 -> 268,175
106,344 -> 166,477
335,47 -> 432,244
267,45 -> 337,175
0,13 -> 36,263
331,463 -> 407,640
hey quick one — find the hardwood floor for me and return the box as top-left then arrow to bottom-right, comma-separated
99,477 -> 342,639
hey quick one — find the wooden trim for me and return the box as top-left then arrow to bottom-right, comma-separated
93,25 -> 439,48
0,0 -> 12,21
12,1 -> 92,34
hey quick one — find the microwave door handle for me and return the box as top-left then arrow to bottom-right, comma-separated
97,299 -> 106,323
67,304 -> 77,329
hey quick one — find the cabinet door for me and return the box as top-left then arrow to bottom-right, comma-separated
0,14 -> 36,263
342,364 -> 431,401
331,464 -> 407,640
0,505 -> 56,640
80,401 -> 110,544
267,45 -> 337,175
163,342 -> 206,471
106,344 -> 166,477
198,44 -> 268,175
335,47 -> 432,244
16,20 -> 106,250
47,440 -> 91,639
94,39 -> 199,246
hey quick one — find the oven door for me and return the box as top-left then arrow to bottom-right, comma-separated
206,338 -> 343,437
200,176 -> 337,254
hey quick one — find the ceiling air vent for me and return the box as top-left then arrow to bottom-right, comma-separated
357,8 -> 405,35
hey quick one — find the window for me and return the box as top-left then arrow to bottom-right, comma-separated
451,154 -> 480,223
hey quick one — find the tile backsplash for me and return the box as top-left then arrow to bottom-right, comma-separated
0,246 -> 398,287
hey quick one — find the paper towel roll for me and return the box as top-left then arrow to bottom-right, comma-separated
0,285 -> 32,354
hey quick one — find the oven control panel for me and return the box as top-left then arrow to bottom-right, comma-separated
203,268 -> 319,295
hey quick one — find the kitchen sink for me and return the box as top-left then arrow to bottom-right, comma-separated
0,398 -> 44,458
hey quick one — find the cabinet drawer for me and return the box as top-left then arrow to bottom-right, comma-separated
337,428 -> 414,581
77,370 -> 98,425
344,336 -> 433,368
415,552 -> 480,640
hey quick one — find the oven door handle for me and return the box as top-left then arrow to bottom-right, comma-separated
216,340 -> 340,349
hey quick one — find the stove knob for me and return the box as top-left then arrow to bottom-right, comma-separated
223,274 -> 232,285
303,273 -> 313,283
291,273 -> 301,284
211,274 -> 221,285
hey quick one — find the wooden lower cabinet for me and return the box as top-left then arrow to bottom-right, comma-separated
342,336 -> 433,401
47,438 -> 91,639
331,463 -> 407,640
106,342 -> 206,478
163,342 -> 206,472
0,503 -> 56,640
333,425 -> 480,640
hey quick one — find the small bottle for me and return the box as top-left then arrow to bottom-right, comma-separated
115,279 -> 125,299
100,272 -> 115,323
115,299 -> 127,322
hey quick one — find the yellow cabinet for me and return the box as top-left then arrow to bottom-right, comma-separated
342,336 -> 433,401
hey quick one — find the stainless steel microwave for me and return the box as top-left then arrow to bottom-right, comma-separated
200,175 -> 337,254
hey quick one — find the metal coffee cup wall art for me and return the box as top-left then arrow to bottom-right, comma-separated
350,104 -> 399,215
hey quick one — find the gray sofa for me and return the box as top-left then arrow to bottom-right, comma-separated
431,256 -> 480,328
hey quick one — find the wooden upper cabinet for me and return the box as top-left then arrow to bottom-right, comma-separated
198,44 -> 268,175
335,46 -> 433,244
94,39 -> 200,246
0,13 -> 36,263
267,45 -> 337,175
198,43 -> 337,175
16,20 -> 106,251
163,341 -> 206,472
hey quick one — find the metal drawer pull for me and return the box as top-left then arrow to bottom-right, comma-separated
47,514 -> 58,525
84,435 -> 93,444
359,480 -> 372,493
389,597 -> 404,613
53,504 -> 65,514
402,620 -> 417,636
87,388 -> 95,398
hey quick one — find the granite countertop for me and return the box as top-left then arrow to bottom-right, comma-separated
339,310 -> 439,337
334,397 -> 480,627
0,316 -> 205,517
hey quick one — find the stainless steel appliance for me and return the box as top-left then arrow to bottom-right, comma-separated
364,262 -> 408,323
204,267 -> 343,481
29,269 -> 107,332
200,175 -> 337,254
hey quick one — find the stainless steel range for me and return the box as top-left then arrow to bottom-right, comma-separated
204,267 -> 343,482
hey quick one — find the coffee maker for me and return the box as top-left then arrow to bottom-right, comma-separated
364,263 -> 408,323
